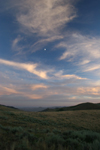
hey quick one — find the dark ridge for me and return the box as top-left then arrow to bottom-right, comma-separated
0,104 -> 19,110
6,106 -> 18,109
42,102 -> 100,112
41,108 -> 54,112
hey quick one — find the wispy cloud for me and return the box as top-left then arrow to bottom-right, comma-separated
0,85 -> 43,99
2,0 -> 77,54
0,58 -> 48,79
54,70 -> 87,80
12,37 -> 21,48
0,73 -> 100,102
31,84 -> 48,91
77,87 -> 100,96
30,35 -> 64,52
26,94 -> 43,99
0,85 -> 18,96
0,58 -> 87,81
79,60 -> 90,65
47,85 -> 100,98
57,34 -> 100,63
12,37 -> 24,53
83,64 -> 100,72
16,0 -> 76,36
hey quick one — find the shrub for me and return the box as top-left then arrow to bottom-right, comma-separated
46,133 -> 65,148
0,116 -> 8,120
53,129 -> 61,134
3,111 -> 16,116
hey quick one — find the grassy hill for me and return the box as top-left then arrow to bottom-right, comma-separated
42,102 -> 100,112
0,104 -> 19,111
1,103 -> 100,150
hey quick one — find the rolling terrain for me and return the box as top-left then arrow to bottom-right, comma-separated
0,103 -> 100,150
42,102 -> 100,112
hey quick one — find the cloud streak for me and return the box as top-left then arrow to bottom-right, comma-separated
0,85 -> 43,99
83,64 -> 100,72
54,70 -> 87,80
0,58 -> 48,79
0,72 -> 100,102
31,84 -> 48,91
0,58 -> 87,81
0,85 -> 18,96
77,87 -> 100,96
47,85 -> 100,98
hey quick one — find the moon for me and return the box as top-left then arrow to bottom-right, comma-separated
44,48 -> 46,51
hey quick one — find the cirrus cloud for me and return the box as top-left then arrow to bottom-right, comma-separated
16,0 -> 77,36
0,58 -> 48,79
57,34 -> 100,63
0,85 -> 43,99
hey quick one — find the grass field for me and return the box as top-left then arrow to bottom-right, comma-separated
0,105 -> 100,150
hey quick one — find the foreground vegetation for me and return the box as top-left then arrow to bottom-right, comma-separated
0,105 -> 100,150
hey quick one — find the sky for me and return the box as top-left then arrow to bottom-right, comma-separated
0,0 -> 100,107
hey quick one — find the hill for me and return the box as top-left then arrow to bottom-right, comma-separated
0,104 -> 19,111
42,102 -> 100,112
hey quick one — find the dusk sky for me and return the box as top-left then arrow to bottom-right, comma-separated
0,0 -> 100,107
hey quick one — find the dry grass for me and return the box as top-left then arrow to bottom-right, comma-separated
0,105 -> 100,132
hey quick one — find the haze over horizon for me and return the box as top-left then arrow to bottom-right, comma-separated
0,0 -> 100,107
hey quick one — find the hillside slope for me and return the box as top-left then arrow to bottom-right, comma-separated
0,104 -> 19,111
42,102 -> 100,112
